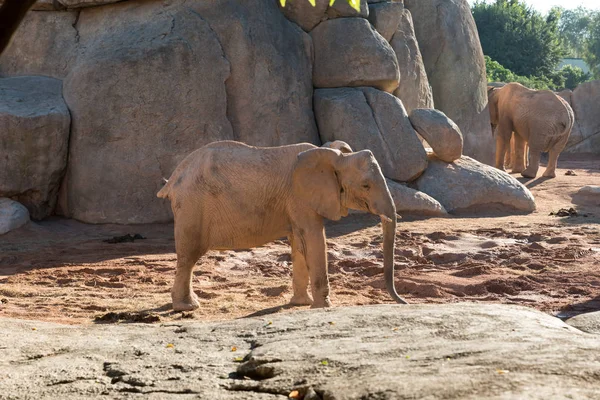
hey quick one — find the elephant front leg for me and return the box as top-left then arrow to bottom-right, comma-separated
294,221 -> 332,309
511,134 -> 527,173
521,151 -> 541,178
494,125 -> 511,171
288,234 -> 313,306
543,139 -> 568,178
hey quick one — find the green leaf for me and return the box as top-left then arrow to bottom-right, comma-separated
308,0 -> 316,6
280,0 -> 286,6
329,0 -> 336,6
349,0 -> 360,12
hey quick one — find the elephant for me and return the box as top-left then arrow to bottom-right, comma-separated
157,140 -> 407,311
488,82 -> 574,178
0,0 -> 35,55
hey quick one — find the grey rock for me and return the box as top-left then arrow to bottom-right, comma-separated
59,0 -> 317,224
405,0 -> 494,164
0,198 -> 29,235
0,0 -> 123,10
386,179 -> 447,216
368,1 -> 404,42
2,304 -> 600,399
390,8 -> 434,113
311,18 -> 400,93
415,155 -> 536,213
565,80 -> 600,154
60,2 -> 233,224
0,76 -> 70,220
566,311 -> 600,334
278,0 -> 368,32
0,10 -> 79,79
315,87 -> 427,182
193,0 -> 318,147
409,108 -> 463,162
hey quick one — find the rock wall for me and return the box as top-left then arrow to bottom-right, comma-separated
405,0 -> 494,165
561,80 -> 600,154
1,0 -> 525,224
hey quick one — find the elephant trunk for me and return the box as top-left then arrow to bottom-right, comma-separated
381,212 -> 408,305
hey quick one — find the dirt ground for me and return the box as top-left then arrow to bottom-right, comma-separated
1,155 -> 599,325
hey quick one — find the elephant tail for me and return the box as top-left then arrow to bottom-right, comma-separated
157,178 -> 171,199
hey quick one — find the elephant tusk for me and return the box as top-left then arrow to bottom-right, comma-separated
379,214 -> 393,223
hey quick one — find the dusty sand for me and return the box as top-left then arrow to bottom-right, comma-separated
1,155 -> 598,325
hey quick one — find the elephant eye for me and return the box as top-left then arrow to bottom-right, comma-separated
362,183 -> 370,190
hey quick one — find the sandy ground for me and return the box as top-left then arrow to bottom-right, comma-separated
1,155 -> 599,325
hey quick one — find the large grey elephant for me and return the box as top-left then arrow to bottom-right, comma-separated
488,82 -> 574,178
157,140 -> 407,311
4,1 -> 404,311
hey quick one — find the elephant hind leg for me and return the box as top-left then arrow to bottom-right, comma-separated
494,123 -> 512,171
288,234 -> 313,306
172,222 -> 207,312
543,140 -> 567,178
521,151 -> 541,178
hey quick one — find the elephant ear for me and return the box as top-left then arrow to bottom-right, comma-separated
292,147 -> 343,221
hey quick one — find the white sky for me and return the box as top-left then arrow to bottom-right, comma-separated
469,0 -> 600,15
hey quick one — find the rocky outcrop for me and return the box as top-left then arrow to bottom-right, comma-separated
311,18 -> 400,93
315,87 -> 427,182
2,304 -> 600,398
409,108 -> 463,162
415,155 -> 536,213
566,311 -> 600,334
386,179 -> 447,216
565,80 -> 600,154
405,0 -> 494,164
53,0 -> 317,224
0,76 -> 70,220
0,0 -> 122,10
0,9 -> 78,79
367,1 -> 404,42
279,0 -> 368,32
0,198 -> 29,235
389,9 -> 434,112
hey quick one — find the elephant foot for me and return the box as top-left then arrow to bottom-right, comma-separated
511,166 -> 525,174
521,169 -> 537,179
311,297 -> 332,309
289,293 -> 313,306
542,170 -> 556,178
172,291 -> 200,312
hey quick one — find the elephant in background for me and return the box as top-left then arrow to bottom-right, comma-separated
157,140 -> 407,311
488,82 -> 574,178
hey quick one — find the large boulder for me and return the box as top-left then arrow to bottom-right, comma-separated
58,0 -> 317,224
409,108 -> 463,162
315,87 -> 428,182
0,198 -> 29,235
367,1 -> 404,42
278,0 -> 368,32
3,304 -> 600,398
565,80 -> 600,154
386,179 -> 447,216
0,0 -> 123,10
0,10 -> 79,79
405,0 -> 494,164
0,76 -> 70,220
415,155 -> 536,213
389,9 -> 434,113
311,18 -> 400,93
566,311 -> 600,334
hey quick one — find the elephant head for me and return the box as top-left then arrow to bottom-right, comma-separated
292,147 -> 407,304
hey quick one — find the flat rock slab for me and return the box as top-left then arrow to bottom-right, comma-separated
1,304 -> 599,399
386,179 -> 447,216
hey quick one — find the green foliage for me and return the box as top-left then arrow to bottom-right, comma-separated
554,6 -> 596,58
279,0 -> 360,12
485,56 -> 590,91
584,13 -> 600,79
472,0 -> 565,78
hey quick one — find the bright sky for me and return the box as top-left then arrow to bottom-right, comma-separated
469,0 -> 600,15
